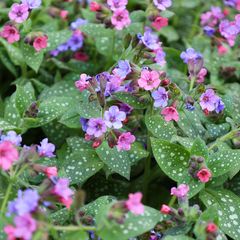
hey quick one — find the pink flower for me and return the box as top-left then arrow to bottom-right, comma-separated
206,222 -> 218,233
196,68 -> 207,83
0,141 -> 19,171
161,107 -> 179,122
52,178 -> 74,209
107,0 -> 128,11
116,132 -> 135,151
138,69 -> 160,90
9,3 -> 29,23
90,2 -> 102,11
217,45 -> 228,55
4,214 -> 37,240
111,9 -> 131,30
33,35 -> 48,52
59,10 -> 68,20
171,184 -> 189,198
44,167 -> 58,178
152,16 -> 168,31
197,168 -> 212,183
160,204 -> 171,214
125,192 -> 144,215
1,25 -> 20,44
75,73 -> 91,92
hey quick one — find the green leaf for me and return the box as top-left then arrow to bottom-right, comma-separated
190,138 -> 208,159
145,114 -> 176,140
96,36 -> 114,56
49,208 -> 71,225
160,26 -> 179,42
80,24 -> 113,38
59,109 -> 81,129
151,138 -> 204,197
96,205 -> 162,240
62,230 -> 88,240
0,48 -> 17,76
163,236 -> 194,240
128,142 -> 149,165
22,44 -> 44,72
96,142 -> 131,179
207,150 -> 240,177
200,189 -> 240,240
15,83 -> 35,116
206,123 -> 231,140
171,136 -> 193,149
46,30 -> 72,51
113,92 -> 146,109
0,119 -> 17,131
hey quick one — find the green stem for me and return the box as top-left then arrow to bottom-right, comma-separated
168,196 -> 176,207
1,182 -> 13,214
189,76 -> 196,92
50,224 -> 96,232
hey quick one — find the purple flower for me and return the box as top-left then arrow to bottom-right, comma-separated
171,184 -> 189,199
7,189 -> 39,216
203,26 -> 216,37
185,103 -> 195,111
199,89 -> 219,112
180,48 -> 202,64
215,99 -> 225,113
224,0 -> 237,7
155,49 -> 166,66
211,6 -> 224,20
107,0 -> 128,11
151,87 -> 168,108
0,131 -> 22,146
68,33 -> 83,51
153,0 -> 172,11
86,118 -> 107,137
119,103 -> 133,115
37,138 -> 55,158
21,0 -> 42,9
70,18 -> 88,30
113,60 -> 131,79
57,42 -> 69,52
138,28 -> 160,50
50,49 -> 60,57
8,3 -> 29,23
104,106 -> 126,129
80,118 -> 88,132
104,75 -> 122,96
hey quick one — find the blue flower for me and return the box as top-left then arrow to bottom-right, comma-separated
180,48 -> 202,64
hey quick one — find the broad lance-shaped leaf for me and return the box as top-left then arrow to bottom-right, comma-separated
0,119 -> 17,131
96,142 -> 131,180
15,83 -> 35,116
62,231 -> 88,240
145,114 -> 176,140
190,137 -> 208,159
61,149 -> 104,185
200,189 -> 240,240
22,44 -> 43,72
128,142 -> 149,165
164,236 -> 194,240
151,138 -> 204,197
48,208 -> 71,225
206,123 -> 231,140
207,150 -> 240,177
96,204 -> 162,240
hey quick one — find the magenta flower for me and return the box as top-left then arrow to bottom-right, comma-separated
138,69 -> 160,90
153,0 -> 172,11
152,16 -> 168,31
161,107 -> 179,122
0,131 -> 22,146
4,214 -> 37,240
116,132 -> 135,151
104,106 -> 126,129
33,35 -> 48,52
107,0 -> 128,11
0,141 -> 19,171
171,184 -> 189,198
75,74 -> 91,92
151,87 -> 168,108
37,138 -> 55,158
0,25 -> 20,44
125,192 -> 144,215
44,166 -> 58,178
111,9 -> 131,30
197,168 -> 212,183
52,178 -> 74,209
199,89 -> 219,112
86,118 -> 107,138
8,3 -> 29,23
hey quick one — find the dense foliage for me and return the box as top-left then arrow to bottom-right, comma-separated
0,0 -> 240,239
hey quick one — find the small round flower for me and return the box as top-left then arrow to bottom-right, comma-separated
199,89 -> 219,112
113,60 -> 131,79
139,28 -> 160,50
75,74 -> 91,92
116,132 -> 135,151
9,3 -> 29,23
44,167 -> 58,178
152,16 -> 168,31
0,25 -> 20,44
111,9 -> 131,30
33,35 -> 48,52
180,48 -> 202,64
171,184 -> 189,199
0,131 -> 22,146
161,106 -> 179,122
206,222 -> 218,233
197,168 -> 212,183
0,141 -> 19,171
125,192 -> 144,215
152,87 -> 168,108
153,0 -> 172,11
160,204 -> 171,214
21,0 -> 42,9
37,138 -> 55,158
104,106 -> 126,129
138,69 -> 160,90
86,118 -> 107,138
